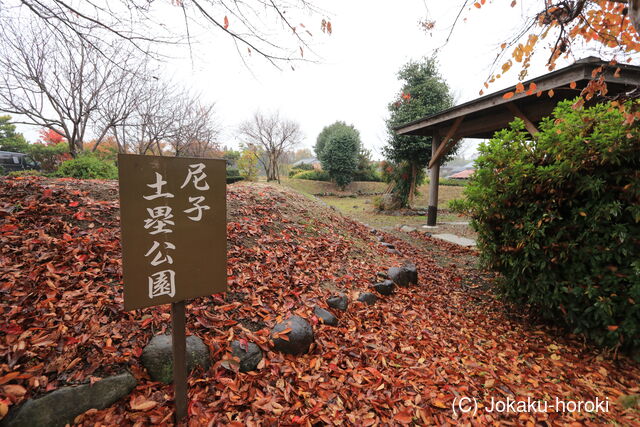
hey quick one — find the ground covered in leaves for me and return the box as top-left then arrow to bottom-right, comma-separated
0,177 -> 639,426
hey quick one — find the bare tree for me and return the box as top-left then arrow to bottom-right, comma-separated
2,0 -> 332,66
91,56 -> 155,153
0,17 -> 148,156
115,80 -> 178,156
108,81 -> 221,158
238,111 -> 302,182
168,96 -> 221,158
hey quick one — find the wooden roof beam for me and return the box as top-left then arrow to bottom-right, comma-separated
507,102 -> 539,135
428,115 -> 465,169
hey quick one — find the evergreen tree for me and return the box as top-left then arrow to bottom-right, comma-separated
384,56 -> 454,207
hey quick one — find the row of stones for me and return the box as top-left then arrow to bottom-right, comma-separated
3,248 -> 418,427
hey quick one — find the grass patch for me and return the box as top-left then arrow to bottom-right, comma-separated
280,177 -> 468,229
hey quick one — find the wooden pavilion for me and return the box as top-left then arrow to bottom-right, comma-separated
395,57 -> 640,226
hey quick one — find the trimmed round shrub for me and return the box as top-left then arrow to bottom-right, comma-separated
55,154 -> 118,179
291,170 -> 330,181
465,99 -> 640,352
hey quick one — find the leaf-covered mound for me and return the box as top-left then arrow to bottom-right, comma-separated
0,177 -> 639,425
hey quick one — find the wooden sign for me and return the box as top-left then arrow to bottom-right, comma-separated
118,154 -> 227,310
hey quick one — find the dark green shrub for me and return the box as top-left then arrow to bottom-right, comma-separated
465,99 -> 640,352
55,154 -> 118,179
7,169 -> 42,177
353,169 -> 383,182
226,168 -> 241,178
291,170 -> 330,181
226,176 -> 244,184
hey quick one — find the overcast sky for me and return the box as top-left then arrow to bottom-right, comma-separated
15,1 -> 586,160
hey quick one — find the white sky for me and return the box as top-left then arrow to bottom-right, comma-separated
14,1 -> 590,160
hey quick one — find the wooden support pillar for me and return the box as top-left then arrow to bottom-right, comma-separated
427,133 -> 441,226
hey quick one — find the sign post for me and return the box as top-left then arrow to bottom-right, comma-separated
171,301 -> 187,420
118,154 -> 227,422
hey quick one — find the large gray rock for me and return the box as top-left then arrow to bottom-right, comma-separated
357,292 -> 378,305
388,263 -> 418,287
327,294 -> 348,311
313,306 -> 338,326
141,334 -> 210,384
1,373 -> 136,427
400,225 -> 417,233
271,315 -> 314,355
403,262 -> 418,284
231,340 -> 263,372
372,280 -> 395,296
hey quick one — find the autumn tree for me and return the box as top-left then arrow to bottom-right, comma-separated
428,1 -> 640,103
238,111 -> 302,183
384,56 -> 454,208
238,147 -> 259,181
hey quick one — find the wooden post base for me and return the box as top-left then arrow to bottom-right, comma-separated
427,206 -> 437,226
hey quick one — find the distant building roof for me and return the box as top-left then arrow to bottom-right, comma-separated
448,169 -> 474,179
292,157 -> 319,166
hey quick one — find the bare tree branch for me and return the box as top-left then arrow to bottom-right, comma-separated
238,110 -> 302,182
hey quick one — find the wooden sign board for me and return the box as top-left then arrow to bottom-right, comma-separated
118,154 -> 227,310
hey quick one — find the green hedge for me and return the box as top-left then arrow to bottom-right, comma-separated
291,170 -> 330,181
226,168 -> 241,178
465,100 -> 640,352
55,154 -> 118,179
226,176 -> 244,184
288,163 -> 315,177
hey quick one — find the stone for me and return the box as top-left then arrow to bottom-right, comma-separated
400,225 -> 416,233
141,335 -> 211,384
387,264 -> 419,287
231,340 -> 263,372
327,294 -> 348,311
386,248 -> 401,255
313,306 -> 338,326
380,242 -> 395,249
431,233 -> 476,247
403,262 -> 418,285
272,315 -> 314,355
357,292 -> 378,305
372,280 -> 395,296
1,373 -> 135,427
376,271 -> 389,279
